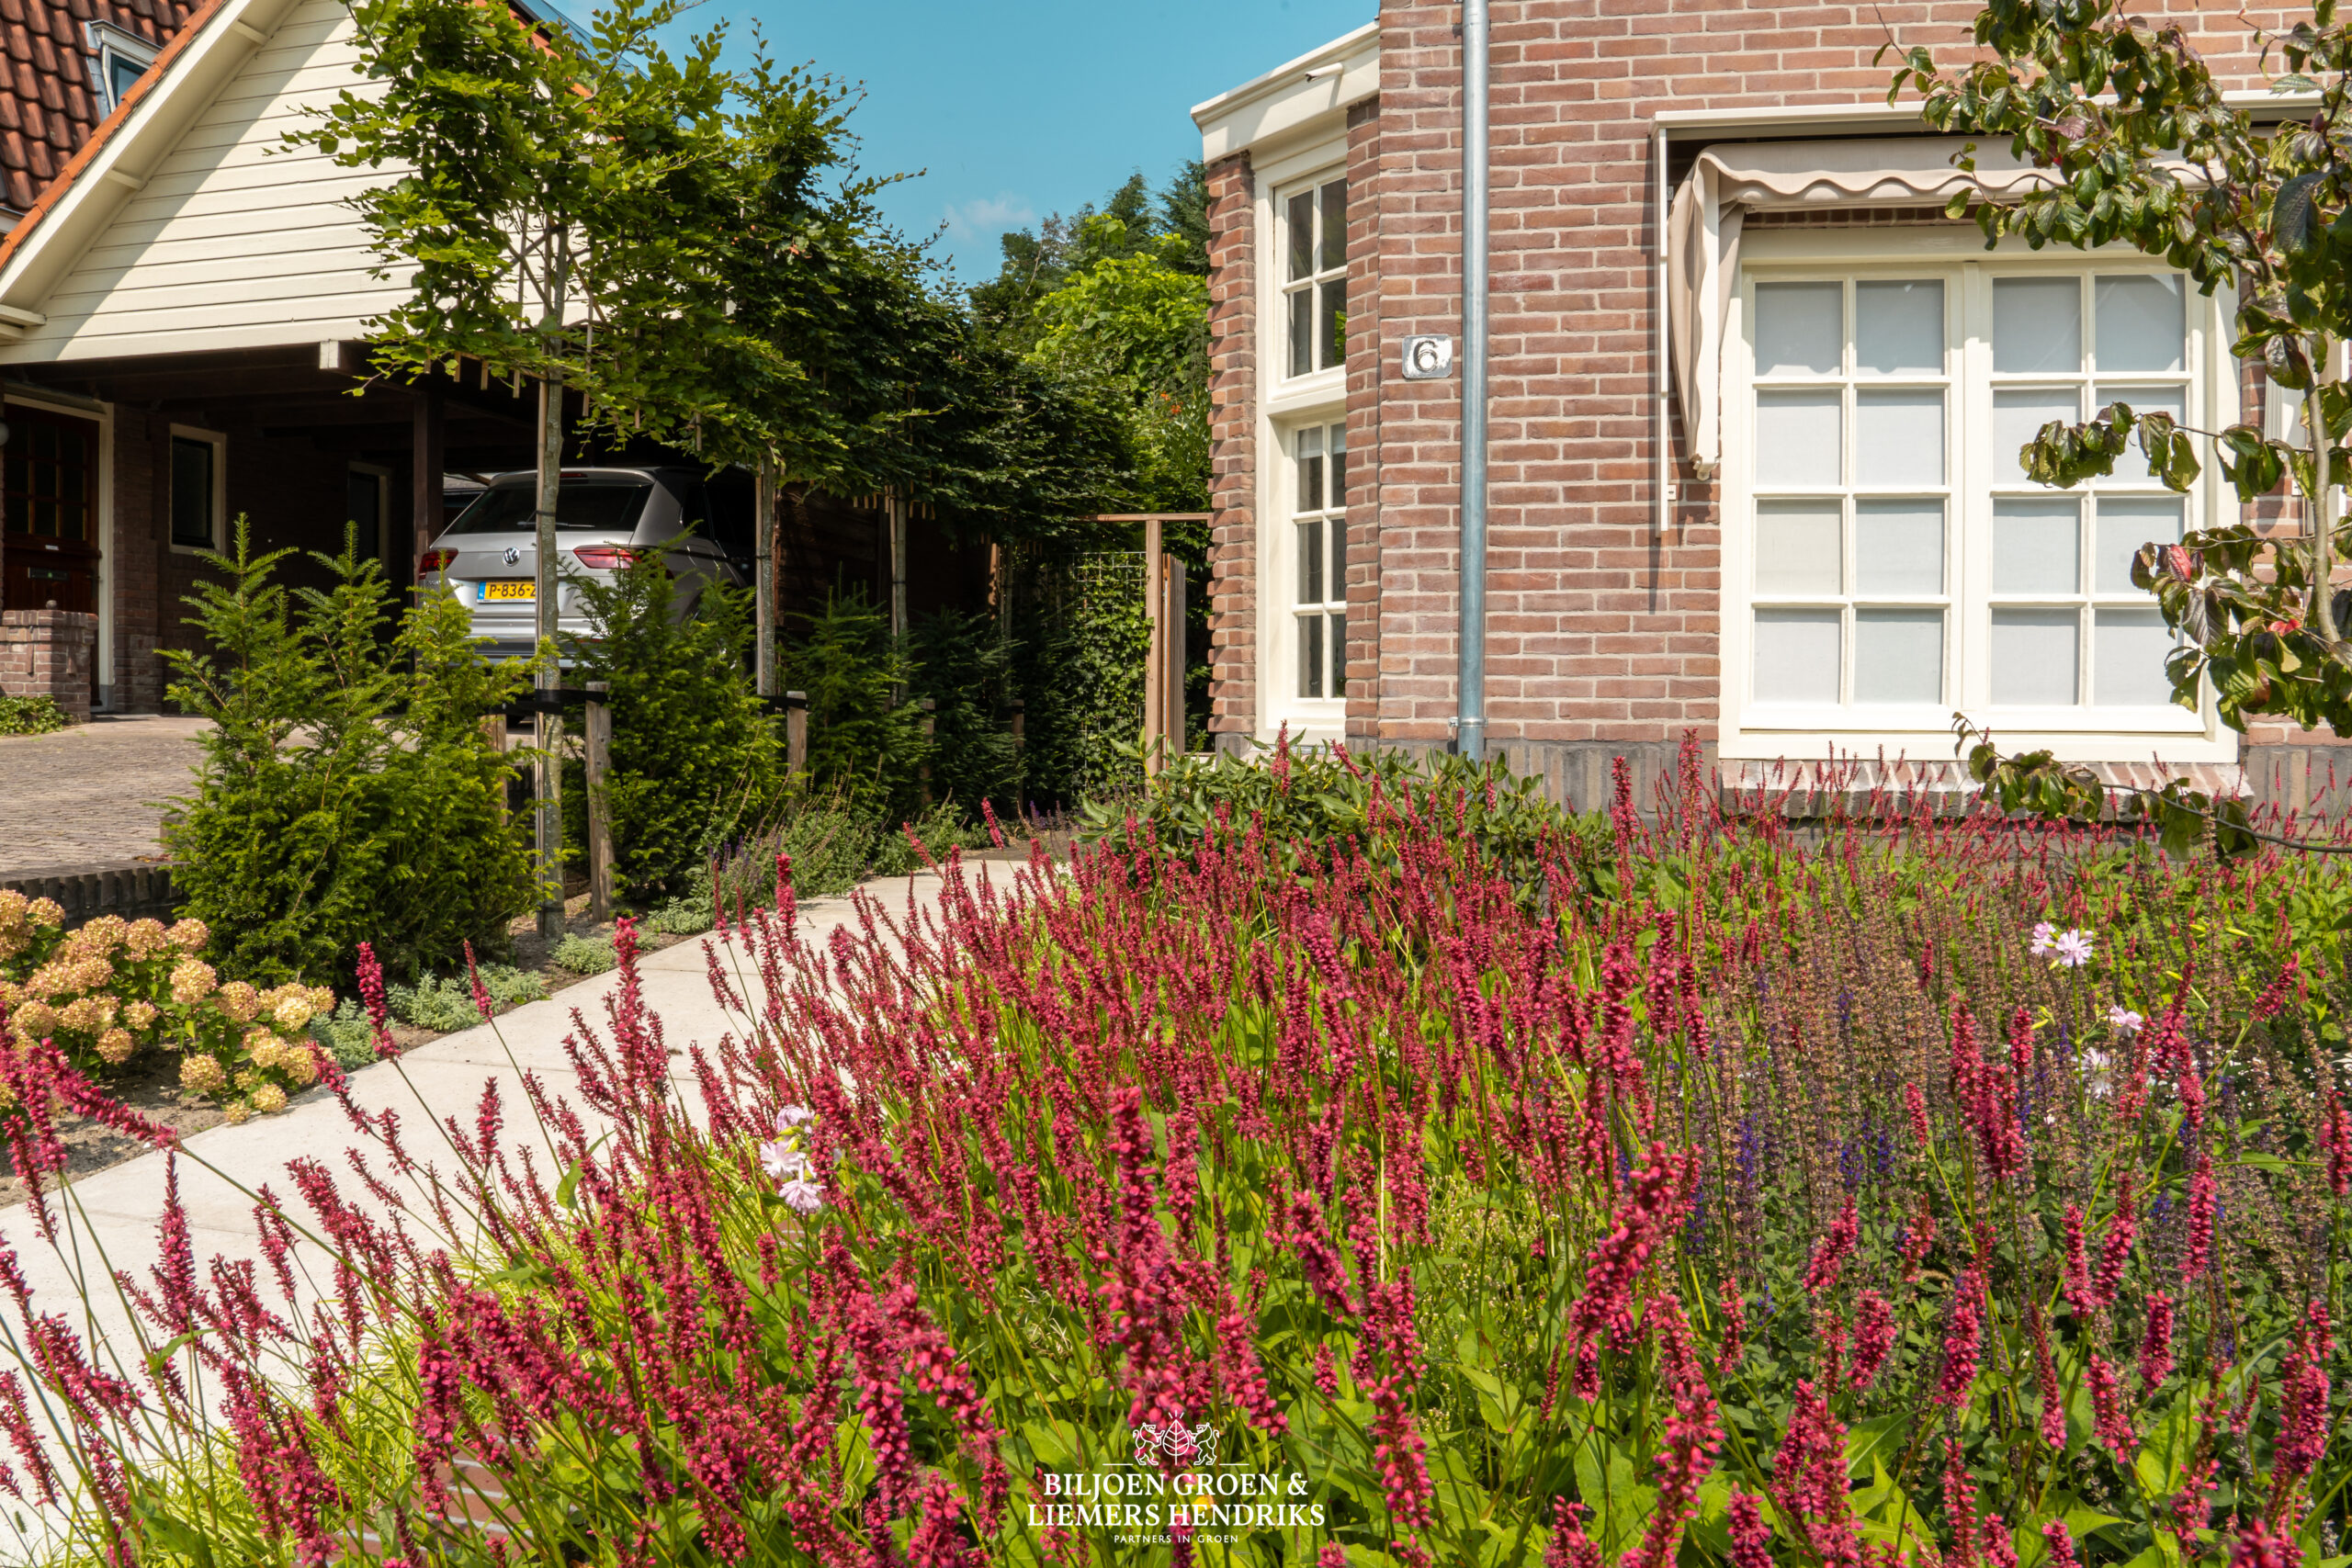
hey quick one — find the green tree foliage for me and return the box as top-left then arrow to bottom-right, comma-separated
292,0 -> 850,463
1888,0 -> 2352,844
779,587 -> 926,814
972,167 -> 1212,518
906,606 -> 1022,813
163,525 -> 533,985
563,555 -> 779,898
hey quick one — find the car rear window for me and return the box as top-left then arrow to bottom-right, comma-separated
446,480 -> 652,534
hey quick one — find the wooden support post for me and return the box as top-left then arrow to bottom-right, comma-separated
532,375 -> 565,942
585,682 -> 614,924
785,690 -> 808,778
1163,549 -> 1186,757
918,697 -> 936,806
411,375 -> 445,572
888,487 -> 909,637
1141,516 -> 1166,774
754,463 -> 776,699
481,710 -> 508,828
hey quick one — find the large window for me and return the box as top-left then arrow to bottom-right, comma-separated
1283,176 -> 1347,378
1730,254 -> 2219,757
1290,421 -> 1347,702
1748,277 -> 1952,707
1985,275 -> 2187,708
170,433 -> 220,549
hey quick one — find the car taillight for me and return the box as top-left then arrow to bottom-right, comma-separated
571,545 -> 643,570
417,548 -> 458,581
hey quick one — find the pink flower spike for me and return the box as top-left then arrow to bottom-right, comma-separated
463,942 -> 492,1022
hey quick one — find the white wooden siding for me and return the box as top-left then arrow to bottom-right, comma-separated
0,0 -> 412,365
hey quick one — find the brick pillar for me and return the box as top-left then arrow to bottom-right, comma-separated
1205,151 -> 1258,751
0,608 -> 98,722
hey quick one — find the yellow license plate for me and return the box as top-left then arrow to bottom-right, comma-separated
482,581 -> 535,602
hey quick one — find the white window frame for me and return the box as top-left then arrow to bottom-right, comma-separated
1272,416 -> 1350,719
167,425 -> 227,555
1273,169 -> 1349,386
84,22 -> 158,117
347,461 -> 390,563
1720,227 -> 2236,765
1254,141 -> 1349,740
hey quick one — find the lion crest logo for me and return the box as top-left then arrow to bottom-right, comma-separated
1131,1414 -> 1217,1467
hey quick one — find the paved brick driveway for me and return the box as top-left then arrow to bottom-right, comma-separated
0,715 -> 209,874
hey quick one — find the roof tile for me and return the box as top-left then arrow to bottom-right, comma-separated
0,0 -> 192,212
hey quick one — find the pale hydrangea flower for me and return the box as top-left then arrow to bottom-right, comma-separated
777,1178 -> 825,1214
759,1140 -> 807,1183
2030,921 -> 2059,958
2052,929 -> 2094,968
2107,1005 -> 2144,1034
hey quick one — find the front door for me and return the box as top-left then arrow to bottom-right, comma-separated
1,405 -> 101,618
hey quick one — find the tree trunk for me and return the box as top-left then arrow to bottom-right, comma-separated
534,371 -> 565,942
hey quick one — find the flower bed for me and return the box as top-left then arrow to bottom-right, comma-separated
0,748 -> 2347,1566
0,892 -> 331,1123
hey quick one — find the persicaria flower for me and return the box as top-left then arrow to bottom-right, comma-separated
1935,1265 -> 1984,1408
2042,1521 -> 2078,1568
2324,1091 -> 2352,1199
1904,1082 -> 1931,1150
1849,1291 -> 1894,1391
2138,1292 -> 2174,1393
2183,1152 -> 2215,1283
1725,1492 -> 1772,1568
2086,1353 -> 2132,1454
2233,1519 -> 2292,1568
1803,1198 -> 1859,1297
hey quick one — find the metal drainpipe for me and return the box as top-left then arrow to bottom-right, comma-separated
1457,0 -> 1490,763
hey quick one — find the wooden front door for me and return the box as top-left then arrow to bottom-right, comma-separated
1,406 -> 101,615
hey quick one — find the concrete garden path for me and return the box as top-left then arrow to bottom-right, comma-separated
0,859 -> 1039,1561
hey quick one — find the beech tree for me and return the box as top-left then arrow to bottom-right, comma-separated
1890,1 -> 2352,849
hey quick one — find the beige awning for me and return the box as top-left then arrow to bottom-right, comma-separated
1668,137 -> 2077,475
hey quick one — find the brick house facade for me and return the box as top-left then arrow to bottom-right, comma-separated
1194,4 -> 2330,806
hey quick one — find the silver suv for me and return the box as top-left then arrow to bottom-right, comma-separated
417,467 -> 749,662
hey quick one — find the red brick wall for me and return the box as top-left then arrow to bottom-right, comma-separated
1343,98 -> 1386,750
0,608 -> 96,721
1204,152 -> 1258,750
1205,0 -> 2308,802
109,408 -> 163,710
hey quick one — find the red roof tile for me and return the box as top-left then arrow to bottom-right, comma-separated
0,0 -> 192,210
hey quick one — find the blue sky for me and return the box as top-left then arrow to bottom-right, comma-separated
547,0 -> 1374,287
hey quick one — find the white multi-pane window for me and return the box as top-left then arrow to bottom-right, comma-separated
1748,277 -> 1954,706
1283,177 -> 1347,378
1727,246 -> 2227,761
1985,275 -> 2188,708
1292,422 -> 1347,700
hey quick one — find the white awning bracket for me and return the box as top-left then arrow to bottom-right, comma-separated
1666,136 -> 2098,477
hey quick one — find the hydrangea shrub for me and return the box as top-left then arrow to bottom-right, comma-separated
0,892 -> 332,1120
